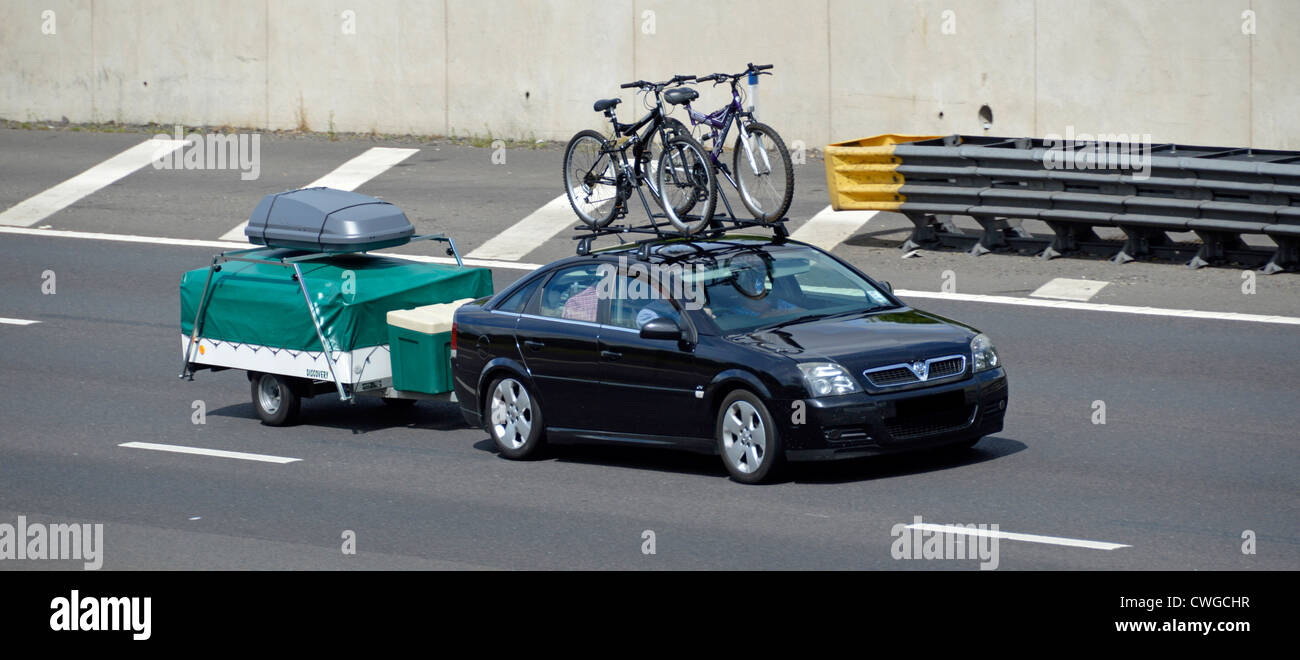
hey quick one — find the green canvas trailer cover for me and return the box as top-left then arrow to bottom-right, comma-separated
180,248 -> 492,353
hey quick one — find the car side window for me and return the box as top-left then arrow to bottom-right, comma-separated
608,273 -> 682,330
536,264 -> 606,323
496,276 -> 543,314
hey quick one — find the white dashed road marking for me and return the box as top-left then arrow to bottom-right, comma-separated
218,147 -> 420,241
790,205 -> 878,251
0,317 -> 40,326
0,139 -> 188,227
119,442 -> 301,464
1030,277 -> 1110,302
906,523 -> 1131,550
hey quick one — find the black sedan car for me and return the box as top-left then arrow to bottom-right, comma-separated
451,236 -> 1007,483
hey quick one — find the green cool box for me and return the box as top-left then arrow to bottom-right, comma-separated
386,301 -> 467,394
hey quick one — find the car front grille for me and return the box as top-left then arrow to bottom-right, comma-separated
863,354 -> 967,389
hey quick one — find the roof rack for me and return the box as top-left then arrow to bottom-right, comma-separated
573,183 -> 789,259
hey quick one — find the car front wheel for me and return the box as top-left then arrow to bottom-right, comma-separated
715,390 -> 782,484
486,376 -> 545,459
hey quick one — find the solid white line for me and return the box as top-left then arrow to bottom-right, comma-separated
119,441 -> 301,464
218,147 -> 420,241
1029,277 -> 1109,302
466,194 -> 576,261
906,523 -> 1130,550
790,205 -> 878,251
0,317 -> 40,326
0,139 -> 188,227
0,226 -> 541,271
3,225 -> 1296,324
894,289 -> 1300,326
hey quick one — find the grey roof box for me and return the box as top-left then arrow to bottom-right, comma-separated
245,187 -> 415,253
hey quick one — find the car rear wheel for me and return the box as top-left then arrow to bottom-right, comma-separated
715,390 -> 782,484
250,372 -> 301,426
486,376 -> 545,459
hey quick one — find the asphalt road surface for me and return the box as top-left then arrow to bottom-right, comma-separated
1,127 -> 1296,570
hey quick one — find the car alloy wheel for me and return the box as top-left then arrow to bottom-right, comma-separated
716,391 -> 782,484
488,377 -> 544,459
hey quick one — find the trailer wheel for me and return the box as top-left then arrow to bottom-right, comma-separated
250,372 -> 301,426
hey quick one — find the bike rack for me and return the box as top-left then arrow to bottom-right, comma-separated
572,184 -> 789,258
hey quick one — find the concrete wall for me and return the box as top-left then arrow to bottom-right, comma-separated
2,0 -> 1297,148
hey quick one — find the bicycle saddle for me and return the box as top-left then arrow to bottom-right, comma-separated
663,87 -> 699,106
593,98 -> 621,112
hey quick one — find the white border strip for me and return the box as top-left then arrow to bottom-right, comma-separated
0,139 -> 187,227
0,226 -> 541,271
0,317 -> 40,326
119,441 -> 301,464
895,289 -> 1300,326
906,523 -> 1130,550
467,194 -> 576,261
790,205 -> 878,251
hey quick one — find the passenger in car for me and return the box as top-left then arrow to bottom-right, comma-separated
561,283 -> 599,322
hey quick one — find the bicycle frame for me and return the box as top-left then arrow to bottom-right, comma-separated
579,88 -> 693,224
681,78 -> 773,191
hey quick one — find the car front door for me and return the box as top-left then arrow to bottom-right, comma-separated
514,263 -> 606,430
595,271 -> 709,443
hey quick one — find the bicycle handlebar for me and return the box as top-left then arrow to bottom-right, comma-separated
621,74 -> 696,91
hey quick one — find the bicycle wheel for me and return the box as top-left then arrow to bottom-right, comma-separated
657,133 -> 717,235
644,118 -> 697,217
563,129 -> 620,228
733,121 -> 794,223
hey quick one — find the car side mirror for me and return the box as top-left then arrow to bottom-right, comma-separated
880,281 -> 894,294
639,317 -> 683,341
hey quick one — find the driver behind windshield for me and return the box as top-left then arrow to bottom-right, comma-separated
702,254 -> 800,326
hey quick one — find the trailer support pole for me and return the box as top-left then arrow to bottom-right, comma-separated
293,263 -> 350,402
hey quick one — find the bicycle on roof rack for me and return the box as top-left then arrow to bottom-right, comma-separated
684,63 -> 794,224
563,75 -> 718,236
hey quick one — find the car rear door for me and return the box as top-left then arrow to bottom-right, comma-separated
514,264 -> 606,430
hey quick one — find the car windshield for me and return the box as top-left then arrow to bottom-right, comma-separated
686,246 -> 897,334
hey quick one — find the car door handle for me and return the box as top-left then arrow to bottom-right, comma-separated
601,350 -> 623,360
524,340 -> 545,351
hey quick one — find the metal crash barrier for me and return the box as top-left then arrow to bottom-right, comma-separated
825,134 -> 1300,272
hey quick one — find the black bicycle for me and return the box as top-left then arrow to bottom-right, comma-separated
563,76 -> 717,235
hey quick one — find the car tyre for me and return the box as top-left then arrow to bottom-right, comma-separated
715,390 -> 783,484
485,376 -> 545,459
250,372 -> 301,426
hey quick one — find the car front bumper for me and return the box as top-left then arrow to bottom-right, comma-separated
781,367 -> 1008,461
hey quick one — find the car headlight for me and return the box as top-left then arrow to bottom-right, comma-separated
971,333 -> 1000,372
797,362 -> 861,396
